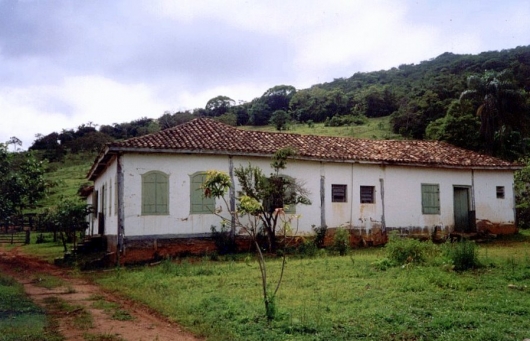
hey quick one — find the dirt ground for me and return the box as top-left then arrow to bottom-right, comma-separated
0,245 -> 202,341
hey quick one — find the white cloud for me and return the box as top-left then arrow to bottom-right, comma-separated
2,0 -> 530,151
0,76 -> 168,149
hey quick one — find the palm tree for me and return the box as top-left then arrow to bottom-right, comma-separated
460,70 -> 528,155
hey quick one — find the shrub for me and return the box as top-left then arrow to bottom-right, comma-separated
333,227 -> 350,256
385,231 -> 435,265
312,225 -> 327,248
324,114 -> 367,127
442,240 -> 481,271
296,238 -> 319,257
372,258 -> 393,271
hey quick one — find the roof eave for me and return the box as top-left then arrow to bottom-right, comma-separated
87,145 -> 116,181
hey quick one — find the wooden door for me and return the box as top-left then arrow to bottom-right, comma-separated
453,187 -> 469,232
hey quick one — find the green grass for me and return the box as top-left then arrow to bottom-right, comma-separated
37,152 -> 94,211
243,117 -> 401,140
0,273 -> 62,341
31,274 -> 65,289
21,232 -> 71,263
93,233 -> 530,341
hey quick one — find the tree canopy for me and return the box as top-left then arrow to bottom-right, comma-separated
0,143 -> 48,224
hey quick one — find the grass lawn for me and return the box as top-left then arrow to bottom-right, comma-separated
93,232 -> 530,341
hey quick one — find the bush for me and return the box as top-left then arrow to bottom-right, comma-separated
385,232 -> 436,265
312,225 -> 327,248
295,238 -> 319,257
333,227 -> 350,256
324,114 -> 367,127
442,240 -> 481,271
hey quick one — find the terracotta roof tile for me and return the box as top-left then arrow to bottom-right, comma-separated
103,118 -> 517,169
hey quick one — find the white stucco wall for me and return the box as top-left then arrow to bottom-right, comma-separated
473,170 -> 515,223
380,166 -> 471,229
91,156 -> 118,236
120,153 -> 229,236
90,152 -> 516,239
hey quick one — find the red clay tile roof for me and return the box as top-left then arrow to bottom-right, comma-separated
88,118 -> 519,180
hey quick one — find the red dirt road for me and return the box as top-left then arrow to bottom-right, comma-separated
0,246 -> 203,341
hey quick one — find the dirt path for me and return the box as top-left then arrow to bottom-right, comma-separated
0,246 -> 202,341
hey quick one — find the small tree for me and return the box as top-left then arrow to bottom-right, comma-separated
269,110 -> 290,131
48,199 -> 92,252
235,147 -> 311,251
515,158 -> 530,229
0,143 -> 48,228
202,148 -> 311,320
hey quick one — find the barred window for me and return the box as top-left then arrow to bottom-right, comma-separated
332,184 -> 347,203
360,186 -> 375,204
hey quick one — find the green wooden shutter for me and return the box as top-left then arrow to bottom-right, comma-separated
108,181 -> 112,217
142,172 -> 168,215
190,173 -> 215,214
101,185 -> 106,216
156,179 -> 168,214
421,184 -> 440,214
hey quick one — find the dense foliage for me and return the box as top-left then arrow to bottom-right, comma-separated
0,143 -> 48,225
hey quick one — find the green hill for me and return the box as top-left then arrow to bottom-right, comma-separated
28,45 -> 530,211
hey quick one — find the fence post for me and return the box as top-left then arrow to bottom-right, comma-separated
25,229 -> 30,244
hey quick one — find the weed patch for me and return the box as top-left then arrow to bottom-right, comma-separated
32,274 -> 64,289
83,332 -> 126,341
385,232 -> 438,265
442,240 -> 481,271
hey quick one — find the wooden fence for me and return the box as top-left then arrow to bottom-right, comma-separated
0,230 -> 30,245
0,214 -> 38,245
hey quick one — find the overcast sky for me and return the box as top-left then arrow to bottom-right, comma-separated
1,0 -> 529,149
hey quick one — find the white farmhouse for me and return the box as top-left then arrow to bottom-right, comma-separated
85,118 -> 520,264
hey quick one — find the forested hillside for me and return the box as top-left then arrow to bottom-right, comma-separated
29,45 -> 530,161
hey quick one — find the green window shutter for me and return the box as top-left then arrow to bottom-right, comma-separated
101,185 -> 106,216
142,171 -> 169,215
190,172 -> 215,214
421,184 -> 440,214
109,182 -> 112,217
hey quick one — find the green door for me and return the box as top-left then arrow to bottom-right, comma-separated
453,187 -> 469,232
